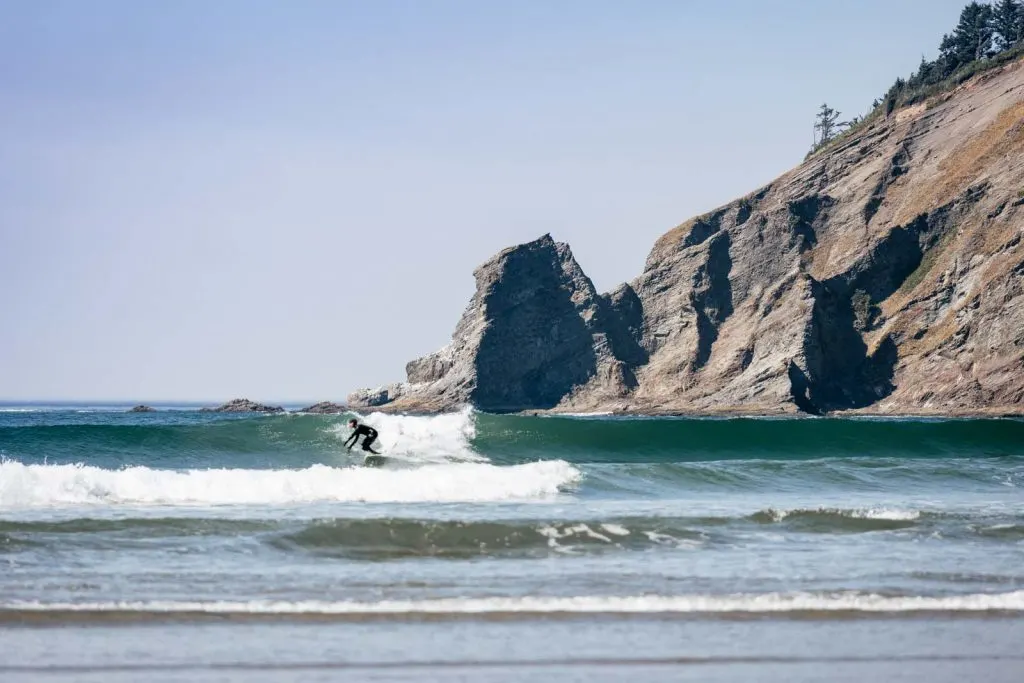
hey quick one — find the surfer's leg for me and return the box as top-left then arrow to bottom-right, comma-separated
362,434 -> 380,454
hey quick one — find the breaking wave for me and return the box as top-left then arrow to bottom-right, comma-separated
5,590 -> 1024,621
0,408 -> 485,468
341,407 -> 484,464
1,409 -> 1022,507
0,459 -> 581,508
3,409 -> 1023,469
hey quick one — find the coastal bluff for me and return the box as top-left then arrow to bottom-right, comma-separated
351,59 -> 1024,417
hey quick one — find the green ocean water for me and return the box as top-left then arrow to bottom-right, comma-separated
3,407 -> 1022,465
1,405 -> 1023,681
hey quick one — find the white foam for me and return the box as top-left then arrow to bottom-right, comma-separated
7,591 -> 1024,615
0,459 -> 580,508
335,407 -> 483,464
763,507 -> 921,522
537,523 -> 615,546
851,507 -> 921,521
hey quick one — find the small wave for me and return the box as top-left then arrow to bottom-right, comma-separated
3,510 -> 1020,559
0,516 -> 705,558
0,459 -> 580,507
0,517 -> 279,536
747,507 -> 922,532
753,507 -> 921,522
271,518 -> 703,559
973,523 -> 1024,540
5,591 -> 1023,621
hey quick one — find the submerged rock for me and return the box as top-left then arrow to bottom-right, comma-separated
352,59 -> 1024,417
202,398 -> 285,414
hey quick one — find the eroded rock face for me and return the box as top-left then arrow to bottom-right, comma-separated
202,399 -> 285,414
352,59 -> 1024,416
349,235 -> 638,413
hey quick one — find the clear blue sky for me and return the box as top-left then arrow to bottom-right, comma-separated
0,0 -> 972,401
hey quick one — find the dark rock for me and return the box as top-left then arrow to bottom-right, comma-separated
128,405 -> 156,413
298,401 -> 348,414
349,235 -> 638,413
201,398 -> 285,414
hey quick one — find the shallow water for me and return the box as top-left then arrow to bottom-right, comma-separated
1,404 -> 1022,681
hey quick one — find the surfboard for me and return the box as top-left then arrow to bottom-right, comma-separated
362,454 -> 388,468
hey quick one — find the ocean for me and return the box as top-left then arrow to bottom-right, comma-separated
1,404 -> 1023,682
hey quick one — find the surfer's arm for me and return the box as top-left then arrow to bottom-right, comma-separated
343,434 -> 356,449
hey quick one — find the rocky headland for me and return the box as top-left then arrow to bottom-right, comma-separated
350,57 -> 1024,417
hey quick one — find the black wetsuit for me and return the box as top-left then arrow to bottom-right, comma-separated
345,424 -> 380,453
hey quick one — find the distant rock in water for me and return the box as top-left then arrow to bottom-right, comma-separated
299,401 -> 348,414
351,58 -> 1024,417
128,405 -> 156,413
202,399 -> 285,414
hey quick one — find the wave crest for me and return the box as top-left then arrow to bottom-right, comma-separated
341,407 -> 482,463
271,518 -> 704,559
5,590 -> 1024,620
748,507 -> 922,531
0,459 -> 580,507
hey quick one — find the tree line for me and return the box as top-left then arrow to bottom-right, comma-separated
812,0 -> 1024,151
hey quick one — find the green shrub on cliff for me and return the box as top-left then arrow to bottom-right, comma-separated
810,0 -> 1024,156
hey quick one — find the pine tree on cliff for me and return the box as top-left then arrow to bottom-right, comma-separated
993,0 -> 1022,49
883,78 -> 905,116
1020,1 -> 1024,43
813,103 -> 844,148
908,55 -> 937,88
941,2 -> 995,66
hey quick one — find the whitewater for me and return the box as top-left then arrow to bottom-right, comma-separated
1,404 -> 1023,682
0,459 -> 580,506
0,408 -> 582,507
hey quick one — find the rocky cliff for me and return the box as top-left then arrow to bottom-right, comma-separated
352,58 -> 1024,416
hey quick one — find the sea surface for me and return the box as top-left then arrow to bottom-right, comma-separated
1,403 -> 1023,682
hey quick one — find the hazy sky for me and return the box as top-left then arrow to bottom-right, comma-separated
1,0 -> 972,402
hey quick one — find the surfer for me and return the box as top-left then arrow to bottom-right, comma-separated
344,419 -> 382,455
